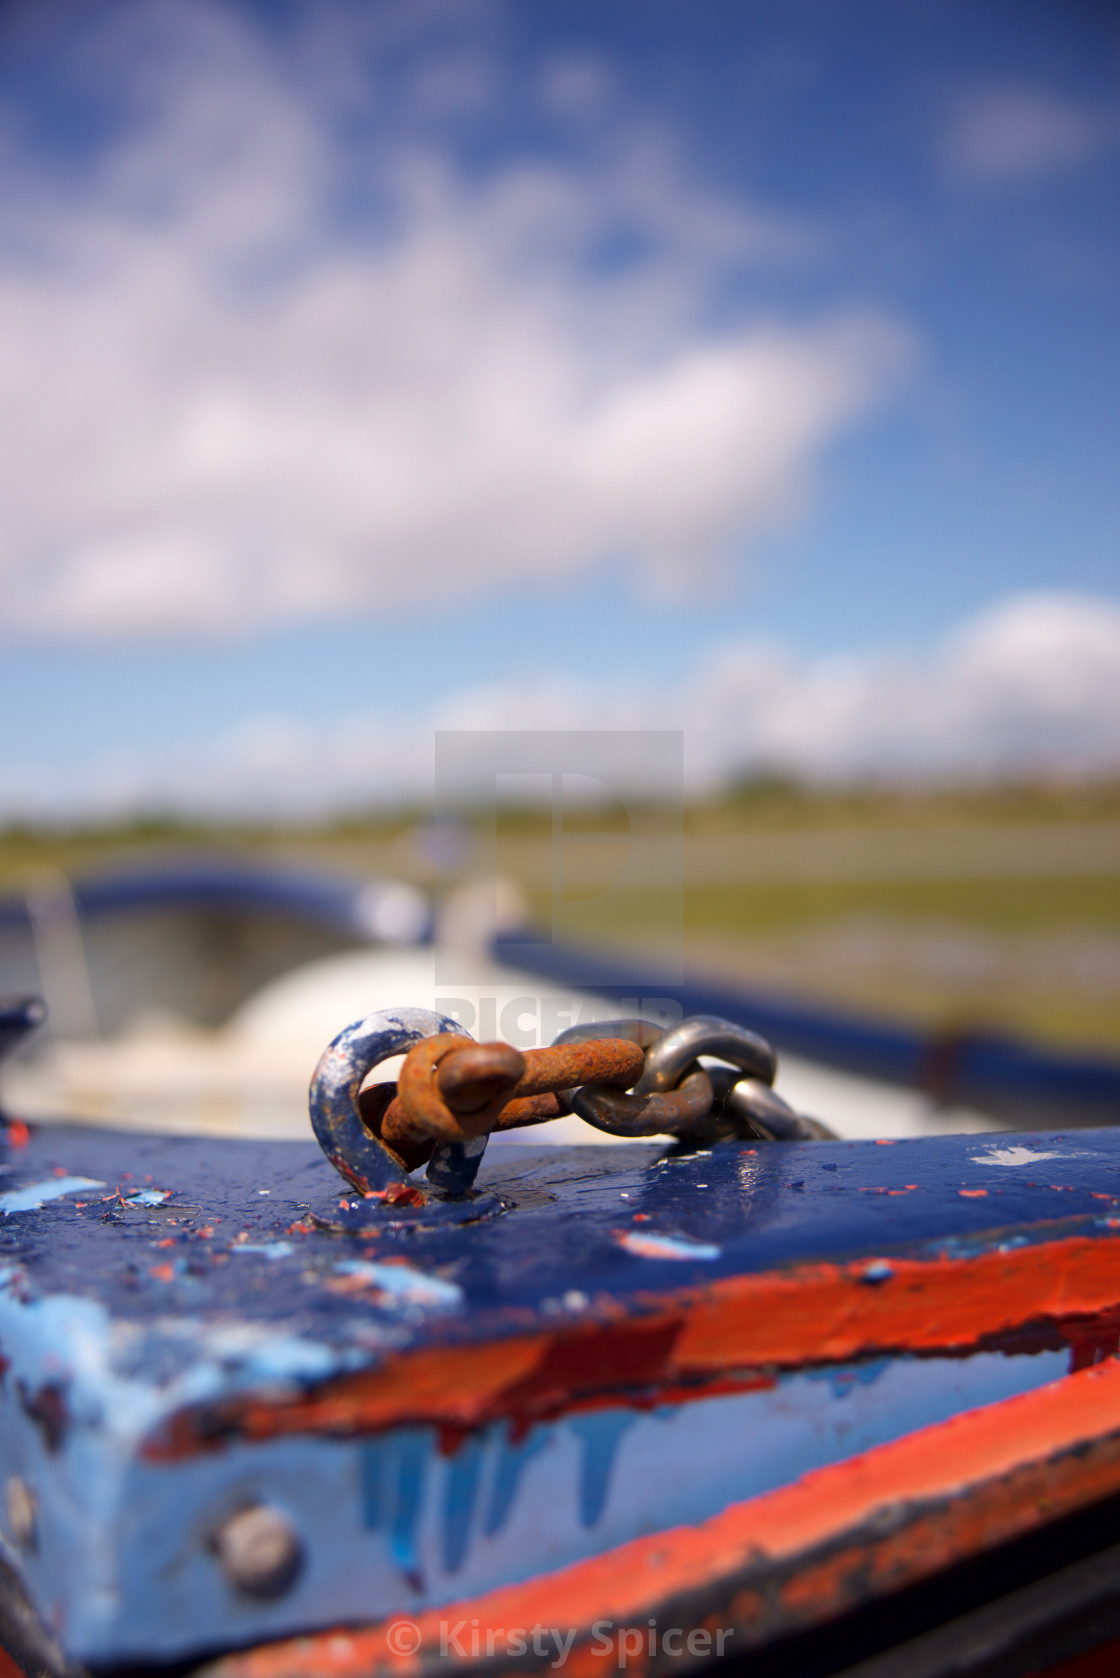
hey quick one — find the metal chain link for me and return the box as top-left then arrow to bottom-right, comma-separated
310,1007 -> 836,1203
382,1014 -> 835,1154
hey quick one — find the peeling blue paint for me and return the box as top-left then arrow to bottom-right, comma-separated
442,1433 -> 486,1573
1,1118 -> 1118,1666
388,1431 -> 429,1589
484,1426 -> 551,1537
360,1430 -> 430,1589
570,1410 -> 638,1528
361,1436 -> 387,1532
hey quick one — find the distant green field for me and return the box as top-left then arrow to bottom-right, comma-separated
686,875 -> 1120,936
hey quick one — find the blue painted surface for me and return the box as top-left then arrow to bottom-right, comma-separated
2,1124 -> 1120,1345
497,935 -> 1120,1124
0,1118 -> 1119,1661
442,1433 -> 487,1573
484,1429 -> 550,1538
569,1411 -> 638,1528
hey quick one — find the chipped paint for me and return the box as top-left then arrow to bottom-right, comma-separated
614,1231 -> 721,1262
201,1356 -> 1120,1678
147,1229 -> 1120,1456
9,1119 -> 1120,1666
331,1261 -> 463,1312
0,1175 -> 103,1213
970,1145 -> 1069,1167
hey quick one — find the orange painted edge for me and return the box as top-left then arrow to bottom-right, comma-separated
201,1357 -> 1120,1678
151,1229 -> 1120,1456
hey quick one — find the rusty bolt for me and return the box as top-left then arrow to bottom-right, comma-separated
6,1476 -> 36,1551
214,1504 -> 302,1599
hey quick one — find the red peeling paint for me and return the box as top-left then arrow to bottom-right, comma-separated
0,1642 -> 24,1678
1040,1634 -> 1120,1678
145,1227 -> 1120,1459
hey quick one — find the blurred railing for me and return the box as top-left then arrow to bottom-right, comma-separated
498,934 -> 1120,1130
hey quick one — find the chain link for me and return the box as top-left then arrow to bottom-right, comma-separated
311,1007 -> 836,1203
378,1014 -> 834,1159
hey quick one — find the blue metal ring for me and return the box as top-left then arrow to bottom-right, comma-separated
309,1008 -> 471,1194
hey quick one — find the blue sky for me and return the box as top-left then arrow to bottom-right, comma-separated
0,0 -> 1117,814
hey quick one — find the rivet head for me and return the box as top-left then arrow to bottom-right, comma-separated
214,1504 -> 302,1599
6,1476 -> 37,1552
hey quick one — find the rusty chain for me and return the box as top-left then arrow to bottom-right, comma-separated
362,1015 -> 833,1174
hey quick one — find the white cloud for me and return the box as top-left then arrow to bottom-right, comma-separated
0,0 -> 908,639
3,592 -> 1117,821
941,84 -> 1117,184
688,592 -> 1120,782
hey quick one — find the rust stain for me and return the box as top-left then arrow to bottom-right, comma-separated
506,1040 -> 644,1102
148,1228 -> 1120,1458
200,1359 -> 1120,1678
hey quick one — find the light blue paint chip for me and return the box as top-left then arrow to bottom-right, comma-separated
0,1176 -> 103,1214
615,1230 -> 722,1261
333,1260 -> 463,1310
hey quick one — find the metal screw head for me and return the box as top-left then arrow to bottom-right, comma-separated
213,1504 -> 302,1599
6,1476 -> 37,1552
